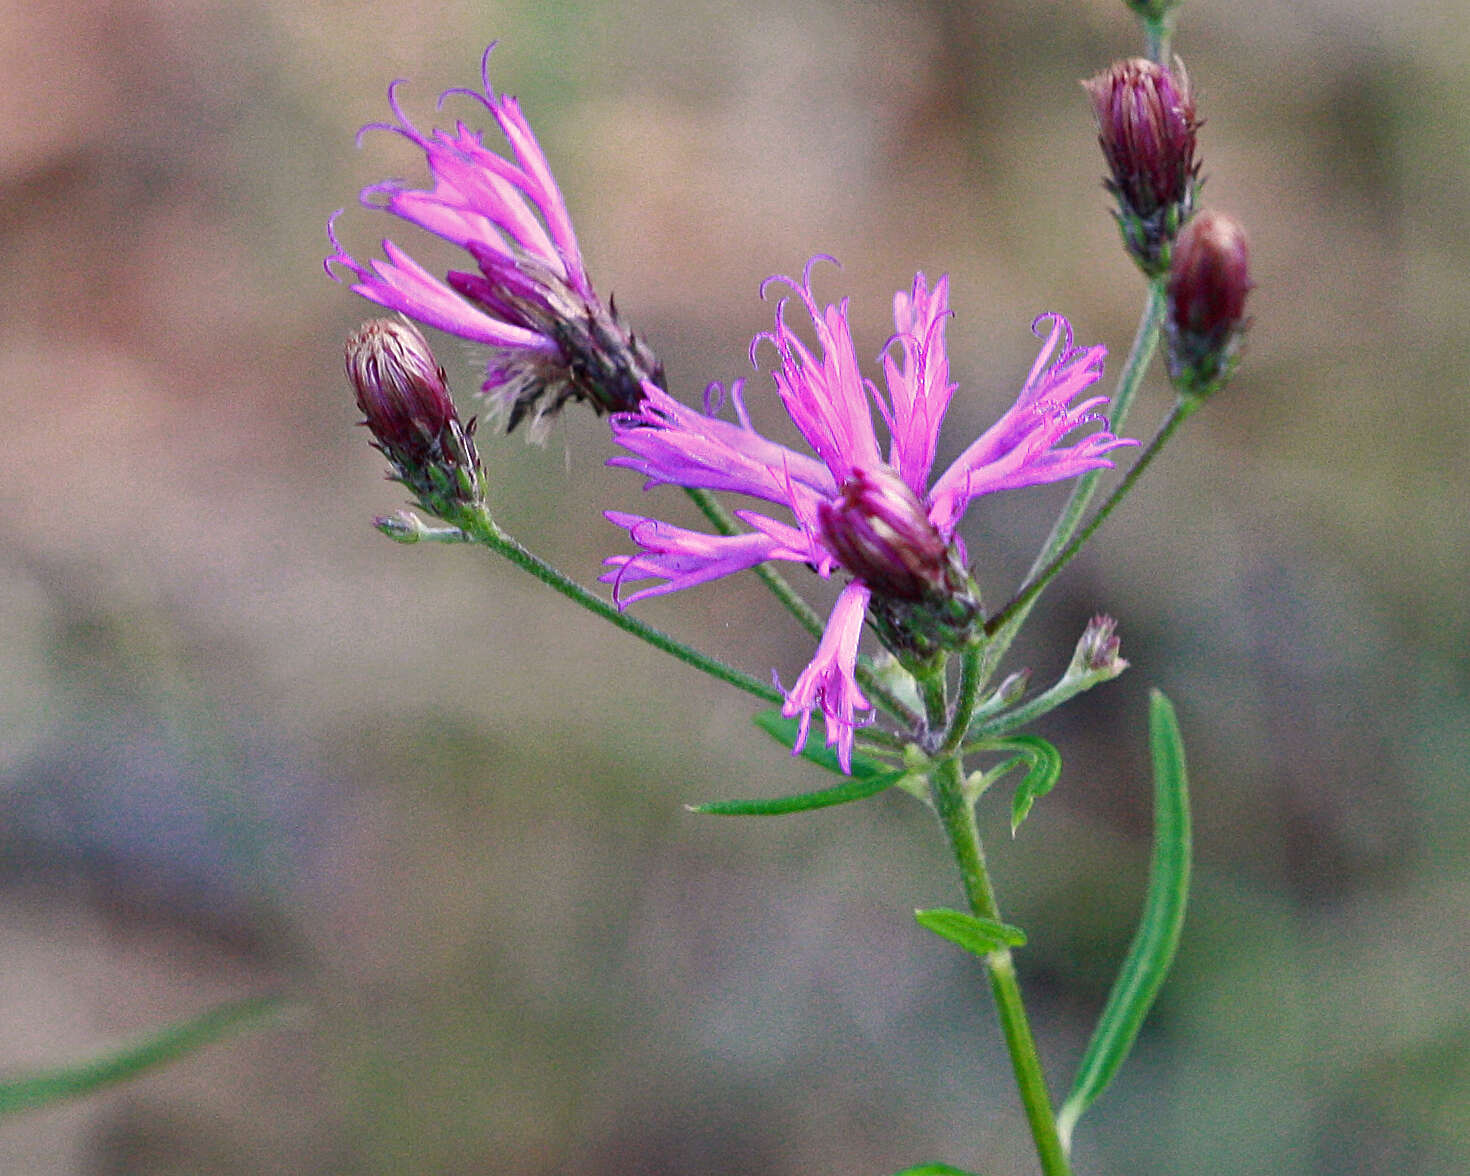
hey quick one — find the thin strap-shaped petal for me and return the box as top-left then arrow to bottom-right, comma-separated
879,271 -> 954,494
600,512 -> 804,605
928,315 -> 1123,535
609,383 -> 836,503
780,582 -> 873,774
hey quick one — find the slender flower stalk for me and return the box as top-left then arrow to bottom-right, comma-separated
602,260 -> 1134,770
980,280 -> 1166,681
326,45 -> 664,436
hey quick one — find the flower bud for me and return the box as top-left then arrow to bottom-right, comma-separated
345,318 -> 485,513
1165,210 -> 1252,397
1083,58 -> 1199,275
1070,614 -> 1128,681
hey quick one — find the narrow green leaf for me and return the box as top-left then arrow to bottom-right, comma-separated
1003,736 -> 1063,834
751,710 -> 895,779
915,907 -> 1027,955
1057,689 -> 1191,1151
686,710 -> 904,815
889,1165 -> 985,1176
689,769 -> 904,816
0,994 -> 284,1118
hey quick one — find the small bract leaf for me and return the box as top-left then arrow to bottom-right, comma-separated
915,907 -> 1027,956
889,1163 -> 986,1175
1003,736 -> 1063,834
1057,689 -> 1191,1151
0,994 -> 284,1118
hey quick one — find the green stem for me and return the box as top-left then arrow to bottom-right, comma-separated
929,755 -> 1071,1176
683,486 -> 922,727
448,504 -> 783,706
1031,281 -> 1164,582
985,397 -> 1197,638
1145,17 -> 1174,64
981,282 -> 1165,667
940,643 -> 985,754
969,669 -> 1116,740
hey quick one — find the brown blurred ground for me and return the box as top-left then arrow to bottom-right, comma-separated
0,1 -> 1467,1173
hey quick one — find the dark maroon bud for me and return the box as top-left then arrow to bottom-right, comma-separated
1083,58 -> 1200,275
345,319 -> 485,512
1165,210 -> 1252,397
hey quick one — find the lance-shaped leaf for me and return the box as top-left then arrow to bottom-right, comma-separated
915,907 -> 1027,956
1057,689 -> 1191,1151
686,711 -> 904,815
889,1165 -> 986,1176
0,994 -> 284,1118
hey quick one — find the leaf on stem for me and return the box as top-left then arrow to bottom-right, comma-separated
0,994 -> 285,1118
914,907 -> 1027,955
688,769 -> 905,816
752,710 -> 897,778
685,711 -> 904,815
888,1164 -> 986,1176
1002,736 -> 1063,834
1056,689 -> 1191,1152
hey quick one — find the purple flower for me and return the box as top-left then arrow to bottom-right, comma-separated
602,259 -> 1135,770
327,45 -> 662,436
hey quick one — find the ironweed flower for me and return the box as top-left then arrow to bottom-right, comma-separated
1083,57 -> 1199,275
602,260 -> 1135,770
1165,209 -> 1251,397
327,45 -> 663,438
346,318 -> 484,512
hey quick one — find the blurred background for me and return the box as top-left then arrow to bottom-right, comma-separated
1,0 -> 1466,1172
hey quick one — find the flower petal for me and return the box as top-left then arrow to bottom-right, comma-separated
879,271 -> 955,494
927,314 -> 1132,535
609,382 -> 836,504
600,511 -> 804,605
758,263 -> 883,482
781,582 -> 873,774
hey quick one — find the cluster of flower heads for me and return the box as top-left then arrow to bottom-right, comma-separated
600,260 -> 1134,769
334,45 -> 1249,773
327,44 -> 662,437
1084,56 -> 1251,391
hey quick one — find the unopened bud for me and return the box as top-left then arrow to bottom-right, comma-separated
995,669 -> 1032,707
1165,210 -> 1252,397
1083,58 -> 1199,276
345,318 -> 485,513
373,512 -> 423,542
1070,614 -> 1128,681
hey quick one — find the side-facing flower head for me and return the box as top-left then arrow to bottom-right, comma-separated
601,260 -> 1136,770
1083,57 -> 1199,275
327,45 -> 664,438
1165,208 -> 1252,397
346,317 -> 484,512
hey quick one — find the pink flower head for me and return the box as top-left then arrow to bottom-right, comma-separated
327,45 -> 662,436
602,259 -> 1135,771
